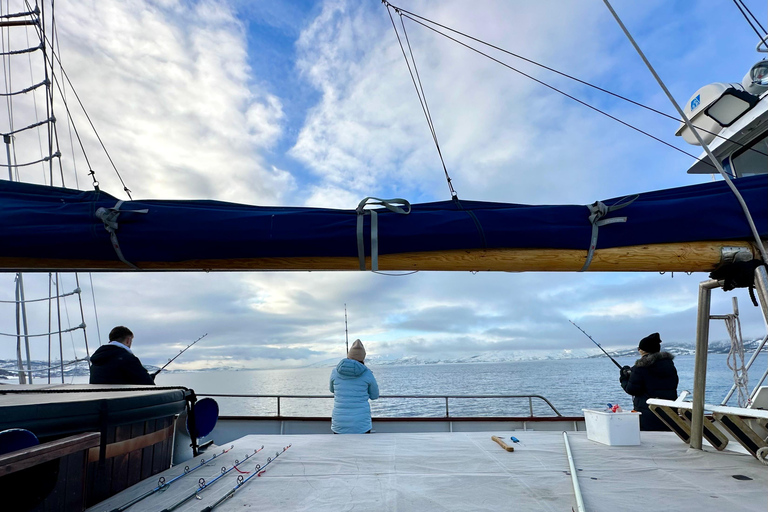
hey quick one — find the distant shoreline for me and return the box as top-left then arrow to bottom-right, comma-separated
0,339 -> 758,378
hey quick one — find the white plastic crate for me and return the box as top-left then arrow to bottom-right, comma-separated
582,409 -> 641,446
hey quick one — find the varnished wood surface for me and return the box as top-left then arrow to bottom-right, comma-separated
0,432 -> 100,476
0,241 -> 761,272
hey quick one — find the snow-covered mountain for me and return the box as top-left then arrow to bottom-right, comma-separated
308,338 -> 763,368
1,338 -> 761,377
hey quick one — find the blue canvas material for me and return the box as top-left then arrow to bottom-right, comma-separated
0,175 -> 765,264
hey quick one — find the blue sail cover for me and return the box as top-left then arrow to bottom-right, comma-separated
0,175 -> 765,270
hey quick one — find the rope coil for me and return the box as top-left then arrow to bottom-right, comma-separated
723,313 -> 750,407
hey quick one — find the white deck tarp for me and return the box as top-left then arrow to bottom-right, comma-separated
89,431 -> 768,512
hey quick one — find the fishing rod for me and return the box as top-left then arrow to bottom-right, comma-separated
201,445 -> 292,512
344,304 -> 349,354
109,445 -> 233,512
160,446 -> 263,512
568,320 -> 623,369
153,333 -> 208,377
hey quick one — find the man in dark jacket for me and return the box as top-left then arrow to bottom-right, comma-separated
89,326 -> 155,385
620,332 -> 678,431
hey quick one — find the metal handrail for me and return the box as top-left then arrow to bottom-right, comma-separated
198,393 -> 563,417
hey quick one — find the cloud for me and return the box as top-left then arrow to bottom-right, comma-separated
288,0 -> 692,208
39,0 -> 294,204
1,1 -> 766,373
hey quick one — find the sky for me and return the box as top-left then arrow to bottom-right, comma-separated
1,0 -> 767,371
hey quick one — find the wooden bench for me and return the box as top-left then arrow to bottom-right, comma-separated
0,432 -> 100,512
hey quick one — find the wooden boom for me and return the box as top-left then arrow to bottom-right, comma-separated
0,241 -> 761,273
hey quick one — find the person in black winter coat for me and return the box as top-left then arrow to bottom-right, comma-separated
620,332 -> 678,431
89,326 -> 155,385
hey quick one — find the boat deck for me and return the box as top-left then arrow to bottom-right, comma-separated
88,430 -> 768,512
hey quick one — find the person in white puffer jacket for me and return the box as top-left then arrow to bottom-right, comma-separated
330,339 -> 380,434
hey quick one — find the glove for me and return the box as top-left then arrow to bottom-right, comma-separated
620,365 -> 631,382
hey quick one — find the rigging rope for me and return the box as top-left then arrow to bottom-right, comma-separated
731,0 -> 767,42
41,36 -> 132,197
0,3 -> 18,154
0,77 -> 46,96
0,7 -> 39,20
44,68 -> 97,187
0,357 -> 89,374
383,2 -> 767,163
0,322 -> 84,338
603,0 -> 768,265
387,6 -> 709,166
47,0 -> 67,186
0,116 -> 54,136
0,42 -> 41,56
22,14 -> 50,185
88,273 -> 103,346
385,3 -> 458,199
0,149 -> 58,167
722,312 -> 749,407
0,285 -> 79,303
53,16 -> 79,189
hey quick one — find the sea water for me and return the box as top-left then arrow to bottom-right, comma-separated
147,353 -> 753,417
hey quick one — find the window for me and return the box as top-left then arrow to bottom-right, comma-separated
731,131 -> 768,177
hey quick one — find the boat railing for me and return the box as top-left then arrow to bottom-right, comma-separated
197,393 -> 563,417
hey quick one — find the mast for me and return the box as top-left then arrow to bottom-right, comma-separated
1,1 -> 93,384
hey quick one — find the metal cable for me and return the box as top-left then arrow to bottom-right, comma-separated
88,273 -> 103,346
395,9 -> 706,165
52,14 -> 79,188
385,3 -> 458,198
603,0 -> 768,264
386,2 -> 766,160
41,32 -> 132,197
732,0 -> 767,42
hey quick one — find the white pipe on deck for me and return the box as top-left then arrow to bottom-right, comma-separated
562,432 -> 586,512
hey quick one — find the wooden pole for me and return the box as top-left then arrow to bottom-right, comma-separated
0,241 -> 760,273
